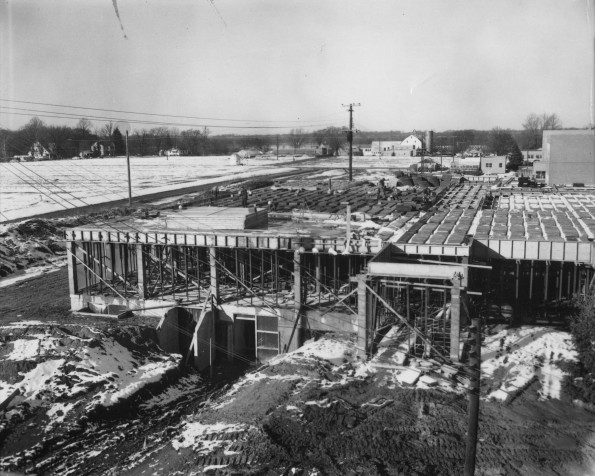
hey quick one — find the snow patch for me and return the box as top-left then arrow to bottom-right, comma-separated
482,326 -> 577,401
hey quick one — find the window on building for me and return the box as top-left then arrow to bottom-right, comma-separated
485,163 -> 492,168
499,163 -> 502,168
536,171 -> 546,179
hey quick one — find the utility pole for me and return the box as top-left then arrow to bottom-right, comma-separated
126,130 -> 132,206
464,317 -> 481,476
342,103 -> 360,181
276,134 -> 279,160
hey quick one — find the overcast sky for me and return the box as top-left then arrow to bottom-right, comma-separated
0,0 -> 593,134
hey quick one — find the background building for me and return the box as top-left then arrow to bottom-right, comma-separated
481,156 -> 506,175
541,130 -> 595,185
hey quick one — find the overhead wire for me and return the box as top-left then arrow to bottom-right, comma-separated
0,107 -> 341,131
0,98 -> 345,124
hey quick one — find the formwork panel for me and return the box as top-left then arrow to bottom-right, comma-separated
216,235 -> 227,246
499,240 -> 513,258
418,245 -> 431,255
512,241 -> 525,259
578,243 -> 592,263
564,242 -> 579,262
248,236 -> 259,248
444,246 -> 456,256
538,241 -> 552,260
196,234 -> 207,246
525,241 -> 539,260
206,235 -> 216,246
456,246 -> 470,256
237,236 -> 248,248
551,242 -> 565,261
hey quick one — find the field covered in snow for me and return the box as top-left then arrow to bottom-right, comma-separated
0,156 -> 299,222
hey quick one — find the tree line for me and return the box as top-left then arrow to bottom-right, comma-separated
0,113 -> 568,161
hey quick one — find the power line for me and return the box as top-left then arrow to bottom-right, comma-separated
0,108 -> 340,131
0,98 -> 344,124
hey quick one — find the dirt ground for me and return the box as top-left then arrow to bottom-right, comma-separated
112,352 -> 595,476
2,204 -> 595,475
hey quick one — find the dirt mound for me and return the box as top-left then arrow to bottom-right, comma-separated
0,323 -> 181,474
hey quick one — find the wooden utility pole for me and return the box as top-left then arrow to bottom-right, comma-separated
342,103 -> 360,181
464,317 -> 481,476
126,130 -> 132,206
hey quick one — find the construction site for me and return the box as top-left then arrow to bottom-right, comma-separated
64,173 -> 594,373
3,161 -> 595,475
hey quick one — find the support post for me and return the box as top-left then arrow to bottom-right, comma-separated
342,202 -> 351,250
67,241 -> 79,295
357,275 -> 368,356
136,244 -> 147,300
450,275 -> 461,362
209,247 -> 219,302
529,260 -> 534,300
285,250 -> 303,352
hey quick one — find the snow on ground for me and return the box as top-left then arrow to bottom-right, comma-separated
482,326 -> 577,401
172,422 -> 251,451
279,337 -> 359,366
0,325 -> 181,429
0,261 -> 65,288
0,156 -> 299,222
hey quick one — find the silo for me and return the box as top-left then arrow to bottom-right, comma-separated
425,130 -> 434,154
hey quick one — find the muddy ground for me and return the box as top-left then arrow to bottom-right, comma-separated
1,268 -> 595,476
1,211 -> 595,474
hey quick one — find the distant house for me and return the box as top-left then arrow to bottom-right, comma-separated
315,144 -> 333,156
90,141 -> 116,158
464,145 -> 489,157
522,148 -> 543,164
417,158 -> 439,172
452,156 -> 481,173
163,147 -> 187,157
371,134 -> 426,157
480,156 -> 506,175
236,149 -> 261,158
30,141 -> 57,161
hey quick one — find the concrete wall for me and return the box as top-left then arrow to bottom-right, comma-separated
70,293 -> 175,318
543,130 -> 595,185
157,308 -> 180,354
303,309 -> 359,334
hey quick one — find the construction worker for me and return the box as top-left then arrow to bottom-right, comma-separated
240,186 -> 248,207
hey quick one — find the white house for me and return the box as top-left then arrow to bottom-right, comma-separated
371,135 -> 425,157
480,156 -> 506,175
452,156 -> 481,173
522,149 -> 543,164
401,134 -> 423,150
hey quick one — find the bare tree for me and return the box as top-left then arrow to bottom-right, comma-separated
76,118 -> 93,139
21,117 -> 46,142
290,128 -> 305,154
522,113 -> 562,149
100,121 -> 114,139
542,113 -> 562,130
321,127 -> 345,156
